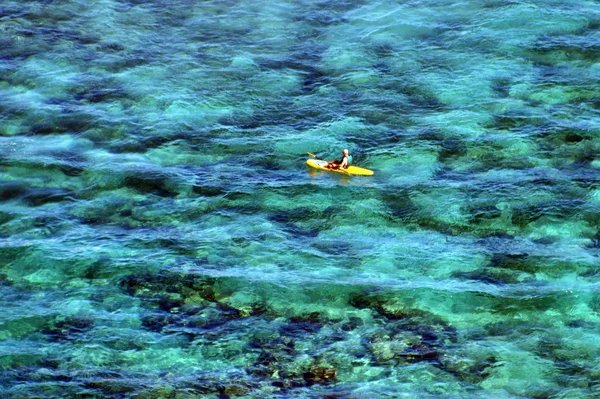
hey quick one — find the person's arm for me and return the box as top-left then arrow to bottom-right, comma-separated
339,157 -> 348,169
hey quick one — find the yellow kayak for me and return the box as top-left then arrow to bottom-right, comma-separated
306,158 -> 374,176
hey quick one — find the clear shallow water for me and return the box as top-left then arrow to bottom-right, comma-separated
1,0 -> 600,397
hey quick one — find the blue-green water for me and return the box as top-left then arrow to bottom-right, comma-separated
1,0 -> 600,397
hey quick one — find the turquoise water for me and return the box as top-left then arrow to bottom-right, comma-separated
1,0 -> 600,397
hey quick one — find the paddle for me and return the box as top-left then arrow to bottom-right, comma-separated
307,152 -> 316,158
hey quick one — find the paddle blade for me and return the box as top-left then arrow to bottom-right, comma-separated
307,152 -> 316,157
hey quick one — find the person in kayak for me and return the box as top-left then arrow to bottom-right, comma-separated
325,149 -> 350,170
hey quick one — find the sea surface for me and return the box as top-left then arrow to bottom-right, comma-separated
1,0 -> 600,398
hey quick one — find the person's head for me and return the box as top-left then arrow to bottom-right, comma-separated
342,149 -> 349,156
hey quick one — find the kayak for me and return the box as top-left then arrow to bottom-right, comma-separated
306,158 -> 374,176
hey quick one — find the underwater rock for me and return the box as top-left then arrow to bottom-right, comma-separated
588,230 -> 600,249
191,184 -> 224,197
0,181 -> 30,201
119,209 -> 133,217
246,155 -> 283,171
491,77 -> 512,98
440,353 -> 500,384
271,376 -> 307,389
97,42 -> 126,52
280,320 -> 322,338
29,115 -> 93,136
183,373 -> 247,396
0,241 -> 32,268
111,135 -> 177,153
269,207 -> 318,224
345,122 -> 405,147
400,84 -> 444,111
0,273 -> 13,286
396,345 -> 439,361
438,138 -> 468,161
488,110 -> 544,130
268,208 -> 323,237
156,293 -> 185,312
141,313 -> 181,333
381,189 -> 419,222
69,73 -> 129,104
74,87 -> 126,104
415,128 -> 445,142
562,132 -> 585,143
120,272 -> 217,303
28,367 -> 73,383
488,252 -> 533,272
121,272 -> 254,340
452,269 -> 509,285
301,68 -> 332,93
303,366 -> 337,386
532,34 -> 600,62
349,292 -> 457,369
219,381 -> 253,397
84,379 -> 139,396
341,316 -> 364,331
134,238 -> 198,257
129,384 -> 179,399
586,293 -> 600,315
468,205 -> 503,225
123,174 -> 178,198
312,240 -> 353,256
58,163 -> 85,177
21,187 -> 75,206
366,324 -> 441,366
294,10 -> 348,27
42,316 -> 95,342
271,364 -> 337,390
511,205 -> 543,227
